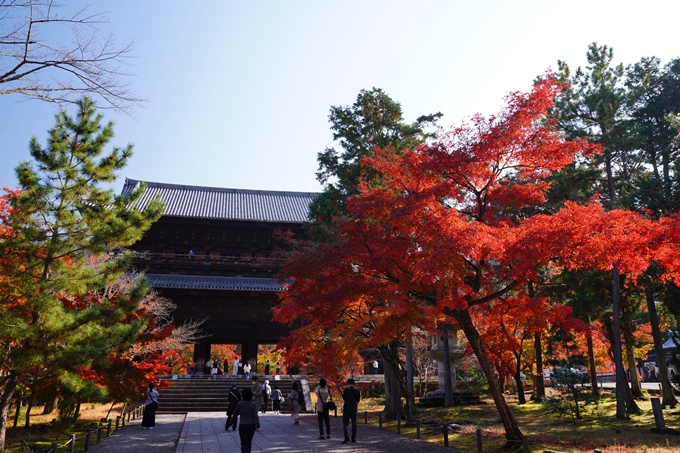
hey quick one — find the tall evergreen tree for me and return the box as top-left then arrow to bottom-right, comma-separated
0,97 -> 162,450
554,43 -> 641,417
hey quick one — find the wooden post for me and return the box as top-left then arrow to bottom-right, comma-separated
522,436 -> 529,453
364,411 -> 368,425
84,428 -> 91,452
115,416 -> 120,431
476,428 -> 482,453
397,417 -> 401,434
69,434 -> 75,453
379,413 -> 382,429
121,413 -> 126,427
443,424 -> 449,447
127,410 -> 131,422
96,424 -> 102,443
651,397 -> 666,429
51,442 -> 57,453
107,419 -> 112,437
416,420 -> 421,439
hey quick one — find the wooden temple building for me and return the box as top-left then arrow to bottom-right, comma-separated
122,179 -> 317,374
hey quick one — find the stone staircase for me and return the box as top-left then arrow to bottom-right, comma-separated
156,375 -> 310,414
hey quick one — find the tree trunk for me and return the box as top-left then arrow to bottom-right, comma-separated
442,324 -> 454,407
0,374 -> 20,452
74,395 -> 82,421
24,390 -> 34,428
454,309 -> 523,442
646,283 -> 678,407
612,266 -> 640,417
42,397 -> 56,415
13,396 -> 21,428
532,333 -> 546,400
625,342 -> 643,398
514,352 -> 526,405
381,343 -> 402,420
405,334 -> 416,417
586,326 -> 600,398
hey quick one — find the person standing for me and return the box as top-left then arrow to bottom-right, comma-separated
264,360 -> 271,375
233,388 -> 260,453
315,378 -> 331,439
205,358 -> 212,375
373,360 -> 379,374
226,385 -> 241,431
244,362 -> 251,379
251,376 -> 264,412
262,380 -> 271,413
275,361 -> 281,375
232,358 -> 239,376
341,378 -> 360,443
141,383 -> 159,429
271,386 -> 283,414
288,382 -> 301,425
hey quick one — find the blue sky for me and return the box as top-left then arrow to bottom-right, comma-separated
2,0 -> 680,194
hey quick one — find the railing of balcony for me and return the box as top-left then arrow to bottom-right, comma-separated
133,252 -> 287,269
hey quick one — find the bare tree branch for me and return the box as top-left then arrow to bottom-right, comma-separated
0,0 -> 145,114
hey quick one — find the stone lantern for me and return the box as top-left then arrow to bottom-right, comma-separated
429,328 -> 465,390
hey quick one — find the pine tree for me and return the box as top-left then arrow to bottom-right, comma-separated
0,97 -> 162,450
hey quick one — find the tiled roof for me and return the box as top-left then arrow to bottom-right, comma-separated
146,274 -> 285,292
122,178 -> 318,223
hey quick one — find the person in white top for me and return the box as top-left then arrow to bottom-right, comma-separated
232,358 -> 239,376
244,362 -> 251,379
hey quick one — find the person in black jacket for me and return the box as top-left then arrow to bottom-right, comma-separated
226,385 -> 241,431
341,378 -> 361,443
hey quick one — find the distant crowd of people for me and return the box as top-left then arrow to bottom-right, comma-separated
185,358 -> 282,377
143,375 -> 362,453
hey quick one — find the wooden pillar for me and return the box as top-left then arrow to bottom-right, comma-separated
194,338 -> 210,374
247,321 -> 258,373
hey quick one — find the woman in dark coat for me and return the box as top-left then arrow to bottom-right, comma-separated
226,385 -> 241,430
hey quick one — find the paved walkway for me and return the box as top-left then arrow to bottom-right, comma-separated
92,411 -> 464,453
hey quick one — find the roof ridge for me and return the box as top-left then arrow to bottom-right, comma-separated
124,178 -> 319,197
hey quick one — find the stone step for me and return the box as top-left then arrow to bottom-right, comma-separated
155,376 -> 310,414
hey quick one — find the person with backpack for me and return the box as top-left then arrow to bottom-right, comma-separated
226,385 -> 241,431
288,382 -> 301,425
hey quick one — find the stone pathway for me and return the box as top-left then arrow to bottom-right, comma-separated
90,411 -> 465,453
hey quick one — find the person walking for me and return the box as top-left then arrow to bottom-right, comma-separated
244,362 -> 251,379
262,380 -> 271,413
341,378 -> 360,443
251,376 -> 264,412
315,378 -> 331,439
141,383 -> 159,429
226,385 -> 241,431
289,382 -> 301,425
271,385 -> 283,414
233,388 -> 260,453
